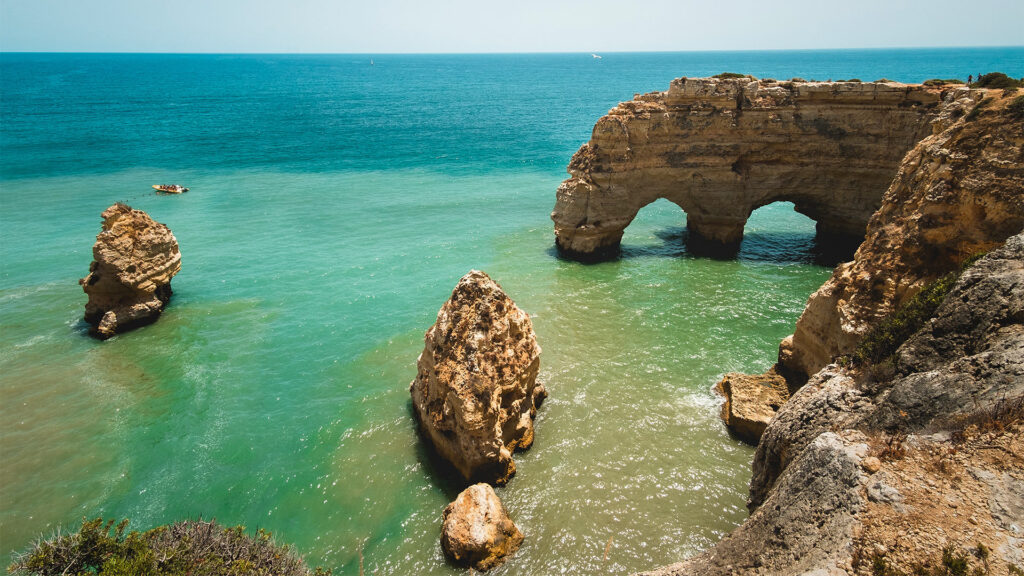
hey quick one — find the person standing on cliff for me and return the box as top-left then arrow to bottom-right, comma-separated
968,74 -> 973,85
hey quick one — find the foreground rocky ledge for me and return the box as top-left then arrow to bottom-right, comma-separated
79,203 -> 181,339
552,76 -> 946,258
410,270 -> 546,485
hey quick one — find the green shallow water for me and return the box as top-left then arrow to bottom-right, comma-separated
0,168 -> 828,574
8,49 -> 1018,574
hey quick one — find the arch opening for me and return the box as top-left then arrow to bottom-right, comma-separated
740,201 -> 857,265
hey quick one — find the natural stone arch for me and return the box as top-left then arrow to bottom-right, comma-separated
552,76 -> 944,259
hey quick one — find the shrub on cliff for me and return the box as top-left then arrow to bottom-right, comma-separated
853,253 -> 985,366
8,518 -> 329,576
1009,95 -> 1024,119
713,72 -> 750,79
971,72 -> 1023,89
923,78 -> 964,86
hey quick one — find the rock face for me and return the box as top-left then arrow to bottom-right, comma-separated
552,77 -> 943,258
640,234 -> 1024,576
79,203 -> 181,339
779,88 -> 1024,381
440,483 -> 524,571
410,270 -> 546,485
714,369 -> 789,445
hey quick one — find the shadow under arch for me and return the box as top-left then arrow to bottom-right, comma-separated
551,199 -> 857,266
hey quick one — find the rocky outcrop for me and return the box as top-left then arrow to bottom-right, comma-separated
642,234 -> 1024,576
714,369 -> 790,445
440,483 -> 524,571
552,77 -> 944,258
79,203 -> 181,339
778,88 -> 1024,381
410,270 -> 546,485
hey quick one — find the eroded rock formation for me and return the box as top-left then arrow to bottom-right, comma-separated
778,88 -> 1024,381
79,203 -> 181,339
440,483 -> 524,571
552,77 -> 943,258
640,232 -> 1024,576
410,270 -> 546,485
714,369 -> 790,445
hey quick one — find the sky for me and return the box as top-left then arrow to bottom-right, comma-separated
2,0 -> 1022,53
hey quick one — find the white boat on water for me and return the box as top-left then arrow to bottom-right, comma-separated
152,184 -> 188,194
591,53 -> 602,59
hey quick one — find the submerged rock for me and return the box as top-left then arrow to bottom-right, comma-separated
440,483 -> 523,571
79,203 -> 181,339
715,369 -> 790,445
410,270 -> 545,485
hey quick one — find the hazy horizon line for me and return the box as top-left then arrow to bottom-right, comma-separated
3,44 -> 1023,56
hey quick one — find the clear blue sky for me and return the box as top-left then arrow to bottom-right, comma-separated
2,0 -> 1022,53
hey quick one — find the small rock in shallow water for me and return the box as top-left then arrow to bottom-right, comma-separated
440,483 -> 523,571
715,369 -> 790,444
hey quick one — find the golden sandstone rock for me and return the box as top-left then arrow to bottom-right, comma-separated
79,204 -> 181,339
410,270 -> 546,485
715,369 -> 790,445
552,77 -> 942,258
779,88 -> 1024,381
440,483 -> 523,571
635,85 -> 1024,576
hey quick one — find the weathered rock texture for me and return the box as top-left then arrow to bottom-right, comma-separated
79,203 -> 181,339
779,88 -> 1024,381
440,483 -> 524,571
640,234 -> 1024,576
714,369 -> 790,445
552,77 -> 944,258
410,270 -> 546,485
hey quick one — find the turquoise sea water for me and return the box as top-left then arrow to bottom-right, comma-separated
2,49 -> 1022,574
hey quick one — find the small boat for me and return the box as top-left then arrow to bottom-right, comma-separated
152,184 -> 188,194
591,53 -> 602,59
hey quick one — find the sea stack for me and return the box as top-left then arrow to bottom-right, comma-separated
79,203 -> 181,339
410,270 -> 546,485
440,483 -> 524,571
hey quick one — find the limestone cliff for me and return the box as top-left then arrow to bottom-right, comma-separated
640,232 -> 1024,576
779,88 -> 1024,381
79,203 -> 181,339
552,77 -> 942,258
410,270 -> 546,486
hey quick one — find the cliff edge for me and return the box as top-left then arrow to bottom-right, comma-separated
779,88 -> 1024,382
636,88 -> 1024,575
641,231 -> 1024,576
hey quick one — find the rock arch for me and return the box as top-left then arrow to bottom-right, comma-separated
552,77 -> 944,259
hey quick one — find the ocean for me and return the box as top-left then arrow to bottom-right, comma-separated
2,48 -> 1022,574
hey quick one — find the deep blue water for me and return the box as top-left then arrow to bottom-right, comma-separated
3,49 -> 1022,179
1,48 -> 1022,575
